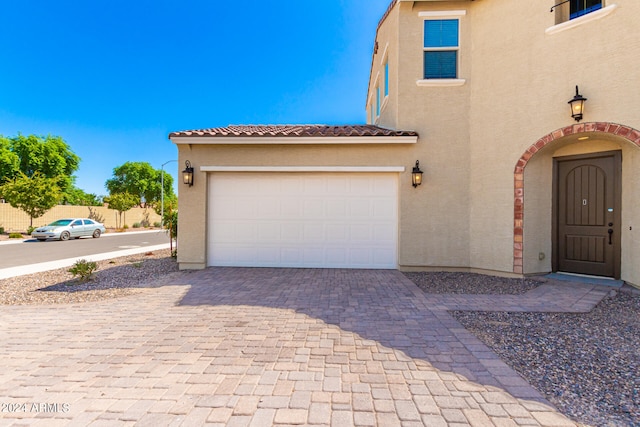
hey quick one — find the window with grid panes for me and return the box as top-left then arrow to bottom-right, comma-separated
423,19 -> 459,79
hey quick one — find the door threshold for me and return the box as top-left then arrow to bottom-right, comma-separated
546,272 -> 623,288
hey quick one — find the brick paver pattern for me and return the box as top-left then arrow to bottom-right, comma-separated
0,268 -> 604,426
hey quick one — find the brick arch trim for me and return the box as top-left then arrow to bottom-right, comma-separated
513,122 -> 640,274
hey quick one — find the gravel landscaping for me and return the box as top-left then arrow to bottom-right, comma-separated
0,249 -> 179,305
404,271 -> 541,294
406,271 -> 640,427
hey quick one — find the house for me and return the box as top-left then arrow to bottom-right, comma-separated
170,0 -> 640,288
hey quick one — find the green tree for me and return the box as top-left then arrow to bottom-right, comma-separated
62,186 -> 103,206
153,193 -> 178,223
0,136 -> 20,184
7,134 -> 80,194
0,172 -> 61,228
105,162 -> 175,208
105,192 -> 139,229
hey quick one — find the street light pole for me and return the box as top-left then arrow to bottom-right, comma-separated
161,160 -> 177,228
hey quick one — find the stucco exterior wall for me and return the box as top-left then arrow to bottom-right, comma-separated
367,0 -> 640,282
623,147 -> 640,286
465,0 -> 640,283
397,1 -> 472,268
173,0 -> 640,286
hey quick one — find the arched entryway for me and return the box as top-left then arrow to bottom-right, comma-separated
513,122 -> 640,275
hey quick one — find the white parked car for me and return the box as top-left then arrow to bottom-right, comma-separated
31,218 -> 106,241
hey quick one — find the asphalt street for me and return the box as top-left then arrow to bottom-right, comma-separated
0,231 -> 172,279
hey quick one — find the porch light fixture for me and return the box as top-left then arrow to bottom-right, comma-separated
412,160 -> 423,188
568,85 -> 587,122
182,160 -> 194,186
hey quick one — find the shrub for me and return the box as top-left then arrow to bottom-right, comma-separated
132,222 -> 141,228
153,222 -> 161,228
87,207 -> 105,224
68,259 -> 98,282
123,224 -> 129,229
9,232 -> 23,239
0,226 -> 4,234
26,225 -> 36,235
140,212 -> 150,228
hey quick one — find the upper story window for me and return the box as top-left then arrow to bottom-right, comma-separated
423,19 -> 459,79
551,0 -> 609,27
570,0 -> 602,19
376,86 -> 381,117
384,60 -> 389,98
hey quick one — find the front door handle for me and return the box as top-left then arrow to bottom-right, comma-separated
608,228 -> 614,245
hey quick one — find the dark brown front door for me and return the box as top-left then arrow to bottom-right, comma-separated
554,151 -> 621,278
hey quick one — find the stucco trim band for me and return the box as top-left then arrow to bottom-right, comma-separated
200,166 -> 406,173
172,136 -> 418,145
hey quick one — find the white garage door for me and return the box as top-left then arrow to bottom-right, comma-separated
208,172 -> 398,269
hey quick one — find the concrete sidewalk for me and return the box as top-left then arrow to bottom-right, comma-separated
0,268 -> 594,426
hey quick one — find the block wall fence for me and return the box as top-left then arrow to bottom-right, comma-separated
0,204 -> 161,232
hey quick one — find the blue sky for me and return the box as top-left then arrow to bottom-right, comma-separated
0,0 -> 391,196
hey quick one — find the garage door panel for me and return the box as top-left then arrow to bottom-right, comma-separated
350,224 -> 374,242
258,223 -> 280,241
257,248 -> 280,264
373,200 -> 395,218
327,177 -> 349,193
350,177 -> 373,194
303,224 -> 324,241
373,248 -> 395,263
349,201 -> 372,217
373,224 -> 395,241
234,200 -> 256,220
258,199 -> 280,217
303,200 -> 324,218
281,248 -> 302,264
281,223 -> 303,241
374,176 -> 397,193
234,223 -> 258,242
326,247 -> 347,264
211,200 -> 236,219
326,224 -> 348,241
212,222 -> 236,241
303,248 -> 325,265
326,200 -> 347,217
208,173 -> 397,269
303,177 -> 325,193
280,200 -> 301,219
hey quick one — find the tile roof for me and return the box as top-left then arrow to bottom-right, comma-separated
169,125 -> 417,138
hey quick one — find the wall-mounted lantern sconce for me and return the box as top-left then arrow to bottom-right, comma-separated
182,160 -> 194,186
568,85 -> 587,122
412,160 -> 423,188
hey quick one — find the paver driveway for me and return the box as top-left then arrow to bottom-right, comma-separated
0,268 -> 579,426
